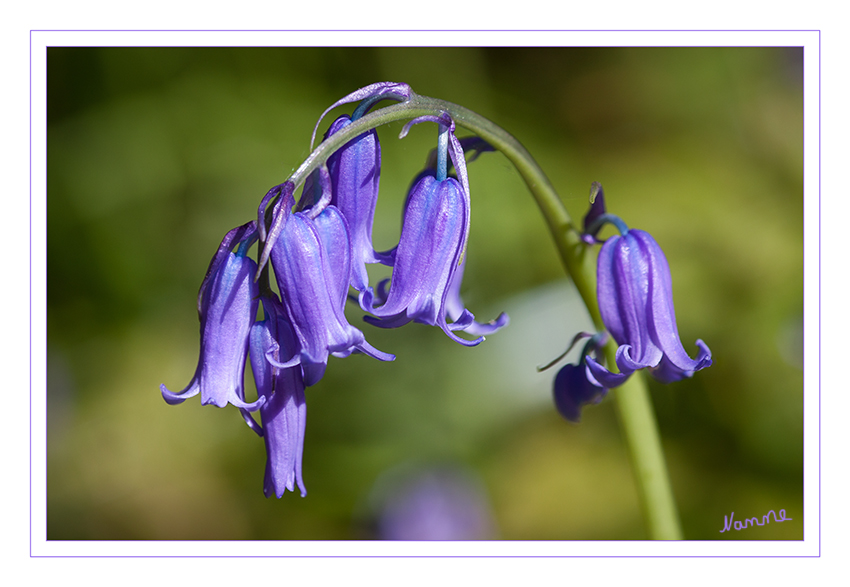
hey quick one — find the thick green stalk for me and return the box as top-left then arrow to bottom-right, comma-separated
610,364 -> 682,539
290,91 -> 682,539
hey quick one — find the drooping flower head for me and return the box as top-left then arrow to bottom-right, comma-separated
259,84 -> 414,292
581,188 -> 712,388
361,113 -> 507,345
249,294 -> 307,498
267,173 -> 394,386
160,221 -> 265,411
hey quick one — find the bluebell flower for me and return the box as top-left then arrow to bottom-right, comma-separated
303,83 -> 414,300
324,114 -> 385,292
248,294 -> 307,498
360,169 -> 471,341
585,225 -> 712,387
160,222 -> 265,411
268,193 -> 394,386
361,113 -> 507,345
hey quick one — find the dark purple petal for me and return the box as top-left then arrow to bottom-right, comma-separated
553,363 -> 608,423
300,165 -> 333,217
249,296 -> 282,407
446,309 -> 475,331
398,113 -> 471,249
582,181 -> 607,239
257,182 -> 295,275
257,182 -> 292,243
161,250 -> 264,411
363,174 -> 461,324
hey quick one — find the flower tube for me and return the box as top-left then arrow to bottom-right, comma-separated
270,202 -> 393,386
249,295 -> 307,497
361,114 -> 506,345
160,222 -> 265,411
585,228 -> 712,387
324,114 -> 384,292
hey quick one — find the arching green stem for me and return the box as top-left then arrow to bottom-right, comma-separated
285,91 -> 682,539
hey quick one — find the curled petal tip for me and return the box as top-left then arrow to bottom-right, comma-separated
441,323 -> 485,347
357,340 -> 396,362
311,82 -> 413,148
585,356 -> 631,389
265,346 -> 301,370
695,339 -> 713,368
240,407 -> 264,437
399,112 -> 453,140
461,311 -> 510,337
160,382 -> 198,405
447,309 -> 475,331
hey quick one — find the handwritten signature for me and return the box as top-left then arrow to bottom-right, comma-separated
719,509 -> 792,533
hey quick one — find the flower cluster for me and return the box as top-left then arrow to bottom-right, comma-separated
548,183 -> 712,423
160,83 -> 508,497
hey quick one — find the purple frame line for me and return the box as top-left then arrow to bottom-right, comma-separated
30,30 -> 820,557
818,29 -> 822,558
28,28 -> 820,31
29,29 -> 33,559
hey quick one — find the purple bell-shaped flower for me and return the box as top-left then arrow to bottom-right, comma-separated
268,188 -> 394,386
249,294 -> 307,498
583,202 -> 712,387
361,170 -> 471,339
160,222 -> 265,411
361,113 -> 507,345
324,114 -> 384,292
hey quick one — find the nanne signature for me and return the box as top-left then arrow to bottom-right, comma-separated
719,509 -> 792,533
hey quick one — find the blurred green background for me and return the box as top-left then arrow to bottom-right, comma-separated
46,46 -> 803,540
